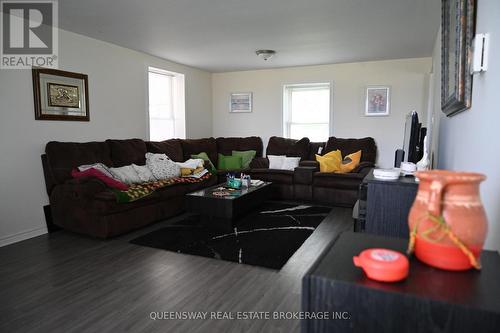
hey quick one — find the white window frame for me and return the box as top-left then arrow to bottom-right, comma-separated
282,82 -> 333,140
146,66 -> 186,140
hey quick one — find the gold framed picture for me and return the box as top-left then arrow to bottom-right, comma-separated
47,83 -> 80,108
32,67 -> 89,121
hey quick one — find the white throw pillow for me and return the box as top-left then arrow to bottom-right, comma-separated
132,164 -> 157,182
145,153 -> 181,180
109,165 -> 143,184
281,157 -> 301,170
267,155 -> 286,169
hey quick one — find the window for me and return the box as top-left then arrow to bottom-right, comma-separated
283,83 -> 331,142
148,67 -> 185,141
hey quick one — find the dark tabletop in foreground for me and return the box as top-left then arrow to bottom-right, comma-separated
302,231 -> 500,333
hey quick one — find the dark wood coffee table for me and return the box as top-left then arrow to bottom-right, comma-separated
185,181 -> 272,231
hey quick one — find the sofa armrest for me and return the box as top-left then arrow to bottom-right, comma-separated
249,157 -> 269,169
294,166 -> 317,185
58,177 -> 109,200
299,160 -> 319,170
351,162 -> 375,176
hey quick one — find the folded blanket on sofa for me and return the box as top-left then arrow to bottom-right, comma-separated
112,173 -> 211,203
176,158 -> 204,169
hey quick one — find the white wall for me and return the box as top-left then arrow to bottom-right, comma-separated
428,29 -> 442,169
435,0 -> 500,251
212,58 -> 431,168
0,29 -> 212,246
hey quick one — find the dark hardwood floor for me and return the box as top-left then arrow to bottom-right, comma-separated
0,205 -> 353,333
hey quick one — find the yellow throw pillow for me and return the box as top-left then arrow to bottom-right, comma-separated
315,150 -> 342,172
338,150 -> 362,173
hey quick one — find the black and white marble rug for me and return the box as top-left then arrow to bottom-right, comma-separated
130,202 -> 332,270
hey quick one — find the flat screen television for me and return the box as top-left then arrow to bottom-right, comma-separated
402,111 -> 421,163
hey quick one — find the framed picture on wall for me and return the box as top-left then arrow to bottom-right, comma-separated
32,67 -> 89,121
441,0 -> 475,116
229,92 -> 252,113
365,86 -> 390,116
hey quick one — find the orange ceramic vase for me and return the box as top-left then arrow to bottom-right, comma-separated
408,170 -> 487,271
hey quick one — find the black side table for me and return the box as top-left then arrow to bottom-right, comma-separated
361,169 -> 418,238
302,232 -> 500,333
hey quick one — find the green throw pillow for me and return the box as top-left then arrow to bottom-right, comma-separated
191,152 -> 216,173
232,150 -> 256,169
218,154 -> 243,170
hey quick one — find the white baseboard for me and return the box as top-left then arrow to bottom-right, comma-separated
0,227 -> 48,247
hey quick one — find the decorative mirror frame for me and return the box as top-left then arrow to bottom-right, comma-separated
441,0 -> 476,117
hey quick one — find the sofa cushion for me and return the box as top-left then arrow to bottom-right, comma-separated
249,168 -> 294,184
89,176 -> 217,214
46,141 -> 113,183
156,177 -> 217,200
266,136 -> 310,160
105,175 -> 216,204
145,139 -> 183,162
324,137 -> 376,163
313,172 -> 365,190
249,157 -> 269,169
181,138 -> 218,166
106,139 -> 147,167
216,136 -> 263,157
308,142 -> 326,160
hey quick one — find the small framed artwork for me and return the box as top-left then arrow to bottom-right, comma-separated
230,92 -> 252,113
365,86 -> 390,116
32,67 -> 89,121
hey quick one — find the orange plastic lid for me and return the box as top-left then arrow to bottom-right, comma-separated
353,248 -> 409,282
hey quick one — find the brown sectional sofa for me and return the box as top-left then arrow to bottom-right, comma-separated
42,136 -> 376,238
312,137 -> 377,206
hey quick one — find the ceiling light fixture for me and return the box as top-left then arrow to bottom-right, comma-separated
256,49 -> 276,61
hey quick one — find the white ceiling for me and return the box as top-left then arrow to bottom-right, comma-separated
59,0 -> 440,73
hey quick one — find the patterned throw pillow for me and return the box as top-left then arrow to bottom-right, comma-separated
145,153 -> 181,180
